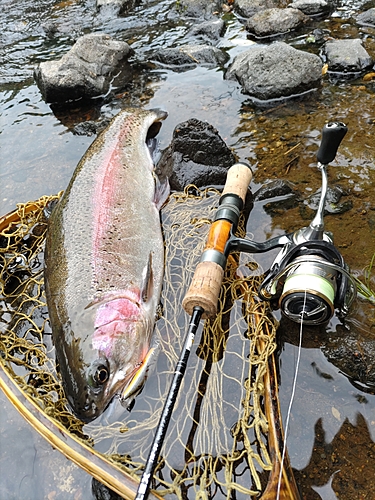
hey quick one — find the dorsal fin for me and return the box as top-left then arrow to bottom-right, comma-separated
141,252 -> 153,303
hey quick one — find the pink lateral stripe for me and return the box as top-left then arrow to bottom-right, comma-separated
91,115 -> 134,278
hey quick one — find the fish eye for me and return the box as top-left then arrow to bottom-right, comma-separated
94,365 -> 109,385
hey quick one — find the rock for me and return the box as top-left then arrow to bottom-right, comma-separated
300,185 -> 353,219
174,0 -> 222,20
226,42 -> 322,102
34,33 -> 131,103
356,8 -> 375,27
323,39 -> 373,75
187,19 -> 226,44
287,0 -> 330,17
253,179 -> 299,201
157,118 -> 237,191
322,328 -> 375,392
97,0 -> 139,12
151,45 -> 228,70
234,0 -> 284,19
246,7 -> 309,38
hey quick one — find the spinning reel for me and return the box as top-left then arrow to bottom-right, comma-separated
227,122 -> 356,325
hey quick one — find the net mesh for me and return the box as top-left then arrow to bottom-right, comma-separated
0,188 -> 278,498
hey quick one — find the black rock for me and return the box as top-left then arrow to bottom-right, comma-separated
253,179 -> 299,201
157,118 -> 237,191
300,185 -> 353,219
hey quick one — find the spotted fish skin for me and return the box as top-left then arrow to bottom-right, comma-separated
44,108 -> 168,422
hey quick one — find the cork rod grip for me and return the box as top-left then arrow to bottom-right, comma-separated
221,163 -> 253,204
182,261 -> 224,319
182,163 -> 253,319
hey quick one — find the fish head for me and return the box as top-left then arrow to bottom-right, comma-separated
57,297 -> 154,423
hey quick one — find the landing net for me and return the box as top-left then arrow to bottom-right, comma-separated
0,188 -> 278,498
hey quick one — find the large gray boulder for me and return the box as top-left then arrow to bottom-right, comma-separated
323,39 -> 373,74
157,118 -> 237,191
246,7 -> 309,37
226,42 -> 322,101
34,33 -> 131,103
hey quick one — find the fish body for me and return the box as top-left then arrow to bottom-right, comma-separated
44,108 -> 168,422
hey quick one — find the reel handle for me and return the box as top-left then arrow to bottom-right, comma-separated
182,163 -> 252,319
317,122 -> 347,165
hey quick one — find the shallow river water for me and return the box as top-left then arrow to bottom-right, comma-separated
1,0 -> 375,498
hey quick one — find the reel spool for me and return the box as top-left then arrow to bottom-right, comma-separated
258,240 -> 353,325
279,257 -> 337,325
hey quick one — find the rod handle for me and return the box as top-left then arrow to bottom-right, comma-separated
222,162 -> 253,204
182,261 -> 224,319
317,122 -> 347,165
182,163 -> 252,319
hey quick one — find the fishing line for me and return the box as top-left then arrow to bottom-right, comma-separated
276,288 -> 306,500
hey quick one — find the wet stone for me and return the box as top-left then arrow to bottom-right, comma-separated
300,185 -> 353,219
187,19 -> 227,44
323,39 -> 373,75
97,0 -> 139,12
226,41 -> 322,102
234,0 -> 285,19
356,8 -> 375,27
157,118 -> 237,191
246,7 -> 309,38
287,0 -> 330,17
34,33 -> 131,103
151,45 -> 228,70
173,0 -> 222,20
253,179 -> 299,201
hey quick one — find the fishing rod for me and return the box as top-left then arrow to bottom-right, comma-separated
136,122 -> 356,499
135,163 -> 253,500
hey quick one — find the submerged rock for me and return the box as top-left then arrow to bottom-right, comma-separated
253,179 -> 299,201
300,185 -> 353,219
246,7 -> 309,38
34,33 -> 131,103
226,41 -> 322,102
157,118 -> 237,190
323,39 -> 373,75
151,44 -> 228,70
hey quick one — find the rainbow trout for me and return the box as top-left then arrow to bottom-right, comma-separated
44,108 -> 168,422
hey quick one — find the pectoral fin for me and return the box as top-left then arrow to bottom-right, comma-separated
141,252 -> 153,303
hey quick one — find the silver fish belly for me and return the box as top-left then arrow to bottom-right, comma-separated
44,108 -> 168,422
